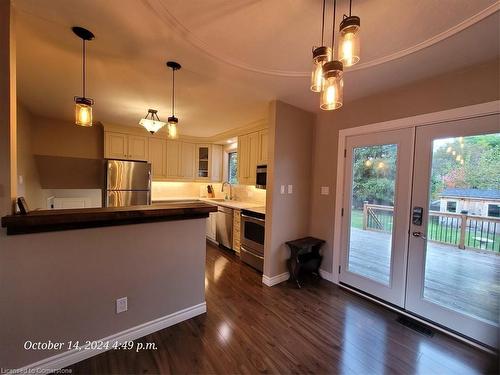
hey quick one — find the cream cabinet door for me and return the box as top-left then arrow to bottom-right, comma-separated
248,131 -> 259,185
105,132 -> 128,159
238,134 -> 250,184
148,138 -> 166,179
128,135 -> 148,161
166,140 -> 181,178
196,144 -> 210,180
258,129 -> 268,165
211,144 -> 223,182
180,142 -> 196,179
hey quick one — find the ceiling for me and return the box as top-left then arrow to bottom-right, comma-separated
13,0 -> 500,137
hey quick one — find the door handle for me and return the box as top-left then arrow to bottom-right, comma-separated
412,231 -> 427,240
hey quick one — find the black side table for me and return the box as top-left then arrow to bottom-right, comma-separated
285,237 -> 325,288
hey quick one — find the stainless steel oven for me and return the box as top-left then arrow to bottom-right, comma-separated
256,165 -> 267,189
240,208 -> 265,272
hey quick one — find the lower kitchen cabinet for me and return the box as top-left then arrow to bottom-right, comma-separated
232,209 -> 241,253
206,212 -> 217,242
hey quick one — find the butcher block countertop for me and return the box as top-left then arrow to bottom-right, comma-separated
1,202 -> 217,235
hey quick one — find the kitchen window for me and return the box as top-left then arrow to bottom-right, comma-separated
228,152 -> 238,184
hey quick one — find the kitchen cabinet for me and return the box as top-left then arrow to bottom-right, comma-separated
104,132 -> 148,161
232,209 -> 241,253
258,129 -> 268,165
148,138 -> 167,179
196,144 -> 210,180
206,211 -> 217,242
166,140 -> 195,179
211,144 -> 223,182
238,131 -> 259,185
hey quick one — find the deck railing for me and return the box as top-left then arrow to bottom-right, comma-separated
362,202 -> 500,252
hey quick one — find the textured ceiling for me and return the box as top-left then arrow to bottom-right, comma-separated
13,0 -> 500,137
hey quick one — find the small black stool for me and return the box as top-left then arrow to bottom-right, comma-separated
285,237 -> 325,288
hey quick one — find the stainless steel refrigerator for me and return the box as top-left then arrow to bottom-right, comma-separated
104,160 -> 151,207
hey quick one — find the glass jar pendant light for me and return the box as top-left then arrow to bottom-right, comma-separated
338,0 -> 360,67
321,0 -> 344,110
166,61 -> 181,139
139,109 -> 166,134
310,0 -> 331,92
72,26 -> 95,127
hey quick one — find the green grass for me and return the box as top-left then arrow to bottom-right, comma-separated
349,210 -> 499,252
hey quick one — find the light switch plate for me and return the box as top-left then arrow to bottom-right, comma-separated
116,297 -> 128,314
280,185 -> 285,194
321,186 -> 329,195
288,185 -> 293,194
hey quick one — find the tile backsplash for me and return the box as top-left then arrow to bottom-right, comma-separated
152,181 -> 266,205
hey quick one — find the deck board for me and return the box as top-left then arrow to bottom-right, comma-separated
348,228 -> 500,323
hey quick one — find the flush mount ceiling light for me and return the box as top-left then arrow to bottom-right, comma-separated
166,61 -> 181,140
139,109 -> 166,134
320,0 -> 344,110
338,0 -> 360,67
72,26 -> 95,127
310,0 -> 331,92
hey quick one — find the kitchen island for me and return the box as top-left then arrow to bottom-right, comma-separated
0,202 -> 216,370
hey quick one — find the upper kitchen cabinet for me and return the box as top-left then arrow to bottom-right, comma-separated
104,131 -> 148,161
180,142 -> 196,179
148,137 -> 167,179
166,140 -> 181,178
211,144 -> 223,182
195,144 -> 223,182
238,131 -> 260,185
258,129 -> 268,165
166,140 -> 195,180
196,144 -> 210,180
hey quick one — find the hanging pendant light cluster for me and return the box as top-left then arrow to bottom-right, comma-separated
72,27 -> 95,127
310,0 -> 360,111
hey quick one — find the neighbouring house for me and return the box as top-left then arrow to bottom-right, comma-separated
439,188 -> 500,217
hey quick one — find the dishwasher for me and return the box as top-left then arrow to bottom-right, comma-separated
216,206 -> 233,249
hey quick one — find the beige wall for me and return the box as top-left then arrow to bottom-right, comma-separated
310,58 -> 500,273
16,102 -> 42,208
31,115 -> 103,159
264,101 -> 315,278
0,219 -> 207,368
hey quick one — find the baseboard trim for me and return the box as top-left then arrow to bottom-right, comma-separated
319,269 -> 336,283
262,272 -> 289,286
12,302 -> 207,374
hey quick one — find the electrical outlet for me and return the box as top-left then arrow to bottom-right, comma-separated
321,186 -> 330,195
288,185 -> 293,194
280,185 -> 285,194
116,297 -> 128,314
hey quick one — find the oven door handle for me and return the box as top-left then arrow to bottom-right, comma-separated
241,214 -> 265,222
240,246 -> 264,260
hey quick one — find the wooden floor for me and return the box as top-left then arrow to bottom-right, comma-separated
68,243 -> 498,374
348,228 -> 500,323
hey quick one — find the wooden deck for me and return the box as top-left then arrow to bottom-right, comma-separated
348,228 -> 500,323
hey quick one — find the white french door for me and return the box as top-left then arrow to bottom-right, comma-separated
339,128 -> 414,306
406,114 -> 499,348
339,113 -> 499,348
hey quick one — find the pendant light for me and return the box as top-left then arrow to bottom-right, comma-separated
72,26 -> 95,127
310,0 -> 331,92
139,109 -> 166,134
320,0 -> 344,110
338,0 -> 360,67
166,61 -> 181,139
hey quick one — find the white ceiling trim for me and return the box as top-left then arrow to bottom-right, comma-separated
144,0 -> 500,77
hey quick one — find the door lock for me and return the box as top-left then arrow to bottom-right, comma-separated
412,231 -> 427,240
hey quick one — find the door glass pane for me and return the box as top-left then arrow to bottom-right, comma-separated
424,133 -> 500,324
348,144 -> 398,285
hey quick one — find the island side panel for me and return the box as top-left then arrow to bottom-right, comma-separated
0,218 -> 206,369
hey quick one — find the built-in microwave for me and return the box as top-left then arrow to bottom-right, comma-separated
256,165 -> 267,189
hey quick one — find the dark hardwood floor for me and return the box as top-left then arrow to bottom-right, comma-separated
68,243 -> 498,374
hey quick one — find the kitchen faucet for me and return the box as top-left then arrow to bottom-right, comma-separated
221,181 -> 233,200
